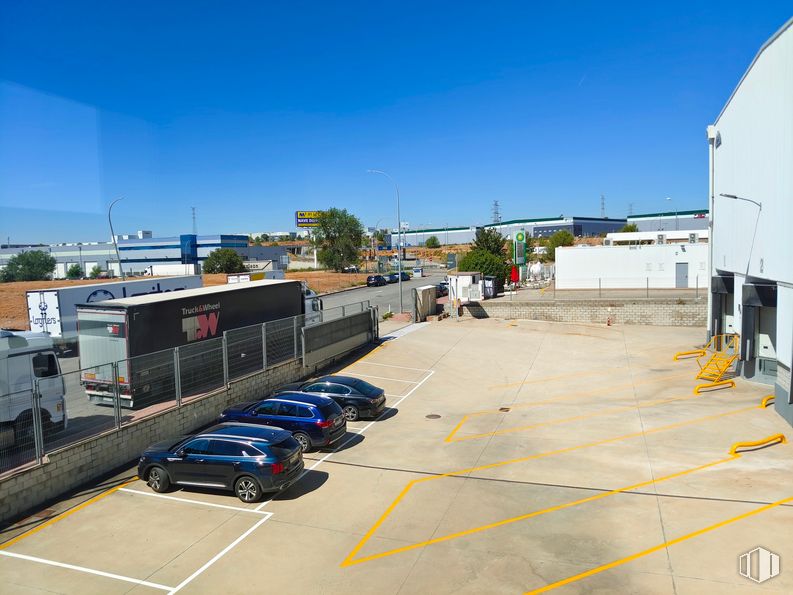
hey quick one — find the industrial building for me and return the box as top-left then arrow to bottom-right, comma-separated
0,233 -> 288,279
626,209 -> 709,232
707,18 -> 792,425
393,216 -> 627,246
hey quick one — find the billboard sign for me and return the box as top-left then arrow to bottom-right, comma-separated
296,210 -> 323,227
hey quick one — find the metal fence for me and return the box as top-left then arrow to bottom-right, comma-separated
0,302 -> 373,475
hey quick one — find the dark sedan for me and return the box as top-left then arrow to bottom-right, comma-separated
219,393 -> 346,452
385,272 -> 399,283
367,274 -> 387,287
275,375 -> 386,421
137,423 -> 304,502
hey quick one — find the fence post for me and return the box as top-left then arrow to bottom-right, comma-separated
695,275 -> 699,299
222,333 -> 230,386
293,316 -> 299,360
174,347 -> 182,407
32,379 -> 44,465
598,278 -> 602,298
342,304 -> 346,317
646,277 -> 649,298
262,323 -> 268,371
111,362 -> 122,429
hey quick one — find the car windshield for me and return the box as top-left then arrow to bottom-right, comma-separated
350,378 -> 381,397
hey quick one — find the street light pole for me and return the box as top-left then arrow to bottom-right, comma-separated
368,170 -> 404,313
720,193 -> 762,280
108,198 -> 126,281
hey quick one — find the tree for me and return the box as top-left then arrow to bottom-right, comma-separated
374,230 -> 386,243
425,235 -> 440,249
66,264 -> 83,279
202,248 -> 246,274
472,227 -> 506,257
620,223 -> 639,233
0,250 -> 56,282
546,230 -> 575,261
89,265 -> 103,279
312,208 -> 365,272
458,249 -> 509,292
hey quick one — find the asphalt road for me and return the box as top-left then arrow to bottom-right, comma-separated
320,269 -> 447,315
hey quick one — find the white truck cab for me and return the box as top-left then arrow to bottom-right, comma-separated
0,330 -> 67,447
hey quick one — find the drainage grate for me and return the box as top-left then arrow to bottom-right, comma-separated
425,414 -> 441,419
499,407 -> 511,412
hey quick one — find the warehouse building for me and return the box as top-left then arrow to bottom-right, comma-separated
627,209 -> 709,232
707,18 -> 792,425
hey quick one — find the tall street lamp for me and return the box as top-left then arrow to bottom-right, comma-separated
368,170 -> 404,313
720,193 -> 762,279
108,197 -> 126,281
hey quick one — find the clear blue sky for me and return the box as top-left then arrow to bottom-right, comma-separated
1,1 -> 790,243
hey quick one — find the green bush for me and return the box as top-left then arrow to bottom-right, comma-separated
203,248 -> 246,274
425,235 -> 440,249
0,250 -> 57,282
66,264 -> 83,279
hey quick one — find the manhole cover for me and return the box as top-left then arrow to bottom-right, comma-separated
499,407 -> 511,412
425,414 -> 441,419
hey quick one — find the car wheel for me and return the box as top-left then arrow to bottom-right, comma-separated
147,466 -> 170,493
293,432 -> 311,452
235,476 -> 262,503
13,413 -> 35,445
342,405 -> 359,422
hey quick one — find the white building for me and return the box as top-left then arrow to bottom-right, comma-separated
556,243 -> 708,290
707,18 -> 792,425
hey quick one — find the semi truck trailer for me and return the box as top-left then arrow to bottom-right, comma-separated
77,280 -> 304,408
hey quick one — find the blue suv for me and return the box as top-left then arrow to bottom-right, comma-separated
219,393 -> 346,452
137,423 -> 304,502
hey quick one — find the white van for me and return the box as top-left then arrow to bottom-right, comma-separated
0,330 -> 67,447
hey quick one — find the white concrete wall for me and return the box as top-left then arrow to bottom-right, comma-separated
556,244 -> 708,289
712,21 -> 793,285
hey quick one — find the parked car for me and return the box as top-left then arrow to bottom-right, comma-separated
219,393 -> 346,452
343,265 -> 359,273
399,271 -> 411,281
366,274 -> 387,287
436,282 -> 449,297
274,375 -> 386,421
137,423 -> 304,502
385,272 -> 399,283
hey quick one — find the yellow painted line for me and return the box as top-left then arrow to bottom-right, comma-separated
525,495 -> 793,594
729,433 -> 786,455
0,477 -> 138,550
445,371 -> 692,443
341,403 -> 758,567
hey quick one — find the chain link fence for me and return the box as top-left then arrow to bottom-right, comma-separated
1,302 -> 374,476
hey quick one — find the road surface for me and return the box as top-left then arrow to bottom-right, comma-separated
320,270 -> 446,315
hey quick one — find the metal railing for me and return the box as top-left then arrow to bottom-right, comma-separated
511,276 -> 705,300
0,302 -> 373,476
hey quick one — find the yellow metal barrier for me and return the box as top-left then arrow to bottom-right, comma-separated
761,395 -> 776,408
673,349 -> 706,361
729,434 -> 787,455
694,379 -> 736,394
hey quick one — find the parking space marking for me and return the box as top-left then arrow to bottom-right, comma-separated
0,477 -> 138,551
352,361 -> 432,373
254,368 -> 435,512
118,488 -> 270,515
525,494 -> 793,594
445,371 -> 695,442
344,372 -> 418,384
341,402 -> 762,567
167,512 -> 274,594
0,550 -> 173,591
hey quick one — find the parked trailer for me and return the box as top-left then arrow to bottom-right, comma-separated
77,280 -> 304,408
0,330 -> 66,448
26,276 -> 203,357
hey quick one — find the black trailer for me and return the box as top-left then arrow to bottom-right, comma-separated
77,280 -> 304,407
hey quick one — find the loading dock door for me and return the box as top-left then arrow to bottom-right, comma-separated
675,262 -> 689,288
758,307 -> 777,360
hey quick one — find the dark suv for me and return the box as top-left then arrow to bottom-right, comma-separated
219,393 -> 346,452
137,423 -> 304,502
367,274 -> 387,287
275,375 -> 386,421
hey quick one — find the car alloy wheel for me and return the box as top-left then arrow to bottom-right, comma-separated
293,432 -> 310,452
342,405 -> 359,421
236,477 -> 259,502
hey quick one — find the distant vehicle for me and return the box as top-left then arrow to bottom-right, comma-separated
436,282 -> 449,297
26,276 -> 203,357
274,375 -> 386,421
137,423 -> 304,502
219,393 -> 346,452
0,330 -> 67,448
385,273 -> 399,283
399,271 -> 411,281
366,275 -> 387,287
77,280 -> 304,408
342,265 -> 359,273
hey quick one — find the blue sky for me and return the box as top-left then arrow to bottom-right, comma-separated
1,1 -> 790,243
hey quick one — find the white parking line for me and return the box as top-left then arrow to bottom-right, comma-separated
0,550 -> 173,591
167,512 -> 273,594
353,361 -> 431,373
118,488 -> 270,515
254,369 -> 435,512
345,372 -> 418,383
